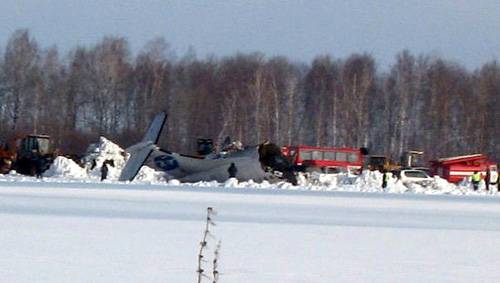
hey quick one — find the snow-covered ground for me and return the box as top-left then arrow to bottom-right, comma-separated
1,177 -> 500,283
2,137 -> 500,282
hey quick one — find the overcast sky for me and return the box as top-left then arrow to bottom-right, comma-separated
1,0 -> 499,70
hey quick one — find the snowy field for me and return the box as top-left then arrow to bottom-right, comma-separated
2,176 -> 500,283
1,138 -> 499,282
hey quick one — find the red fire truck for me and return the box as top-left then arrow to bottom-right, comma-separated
281,145 -> 366,174
430,154 -> 497,183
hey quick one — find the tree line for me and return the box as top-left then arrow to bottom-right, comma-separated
0,29 -> 498,162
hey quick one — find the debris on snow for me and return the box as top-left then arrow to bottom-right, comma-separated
134,165 -> 167,183
10,136 -> 499,197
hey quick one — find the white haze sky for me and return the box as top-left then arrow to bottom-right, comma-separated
1,0 -> 499,70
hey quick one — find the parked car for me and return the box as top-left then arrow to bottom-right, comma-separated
399,169 -> 434,184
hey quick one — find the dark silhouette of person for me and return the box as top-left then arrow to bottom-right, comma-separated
100,162 -> 109,181
381,169 -> 389,189
227,162 -> 237,178
485,168 -> 491,191
35,157 -> 46,179
90,159 -> 97,170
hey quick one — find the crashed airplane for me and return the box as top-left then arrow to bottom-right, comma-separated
119,112 -> 297,184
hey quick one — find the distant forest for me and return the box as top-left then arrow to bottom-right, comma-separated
0,30 -> 498,162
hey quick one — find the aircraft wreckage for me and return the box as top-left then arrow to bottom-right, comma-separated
119,112 -> 297,184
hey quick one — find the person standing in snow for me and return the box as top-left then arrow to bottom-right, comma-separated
471,171 -> 481,191
35,157 -> 45,179
90,159 -> 97,170
485,168 -> 491,191
100,162 -> 108,181
381,169 -> 389,189
487,167 -> 499,191
495,168 -> 500,190
227,162 -> 237,178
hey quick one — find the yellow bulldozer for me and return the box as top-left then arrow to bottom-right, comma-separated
367,150 -> 425,172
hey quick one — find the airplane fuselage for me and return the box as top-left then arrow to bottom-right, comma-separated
147,147 -> 268,182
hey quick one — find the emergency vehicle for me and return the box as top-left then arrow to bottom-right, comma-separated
281,145 -> 366,174
430,154 -> 497,183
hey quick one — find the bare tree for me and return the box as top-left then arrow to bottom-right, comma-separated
0,29 -> 497,163
342,54 -> 376,147
2,29 -> 40,135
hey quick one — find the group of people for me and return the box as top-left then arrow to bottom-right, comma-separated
471,168 -> 499,191
93,155 -> 500,190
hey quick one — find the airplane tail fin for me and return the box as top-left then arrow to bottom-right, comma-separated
142,112 -> 167,144
119,112 -> 167,182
